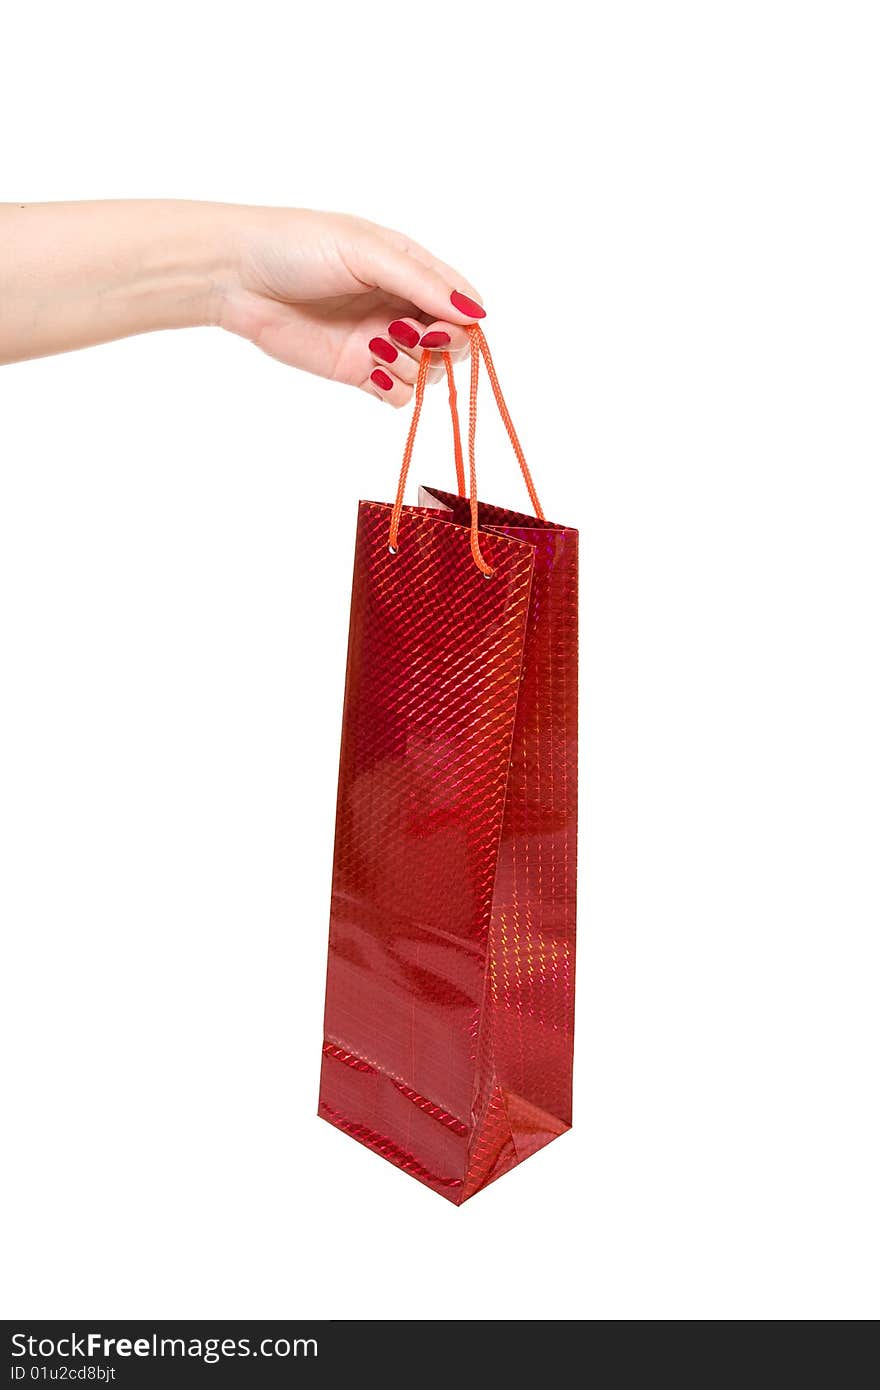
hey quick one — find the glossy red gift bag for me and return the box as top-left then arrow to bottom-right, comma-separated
319,327 -> 577,1203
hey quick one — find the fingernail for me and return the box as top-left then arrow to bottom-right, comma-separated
420,331 -> 451,349
369,337 -> 398,363
371,369 -> 394,391
450,290 -> 486,320
388,320 -> 420,348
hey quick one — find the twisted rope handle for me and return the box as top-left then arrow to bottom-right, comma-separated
388,325 -> 543,575
445,351 -> 466,496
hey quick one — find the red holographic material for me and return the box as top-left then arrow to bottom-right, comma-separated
318,361 -> 578,1204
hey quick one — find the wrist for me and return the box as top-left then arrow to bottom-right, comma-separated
211,203 -> 305,343
139,201 -> 241,331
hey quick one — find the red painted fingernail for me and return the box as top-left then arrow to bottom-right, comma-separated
371,369 -> 394,391
450,290 -> 486,319
388,320 -> 420,348
420,331 -> 451,349
369,337 -> 397,363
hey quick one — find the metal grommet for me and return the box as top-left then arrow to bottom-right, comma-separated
482,568 -> 495,579
388,544 -> 399,556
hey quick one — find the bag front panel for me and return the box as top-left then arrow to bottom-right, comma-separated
319,501 -> 534,1199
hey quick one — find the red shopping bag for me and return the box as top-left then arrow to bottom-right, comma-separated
318,327 -> 578,1203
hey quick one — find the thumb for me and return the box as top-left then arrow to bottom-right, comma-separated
349,233 -> 486,325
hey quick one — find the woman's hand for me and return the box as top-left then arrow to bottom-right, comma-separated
0,201 -> 485,406
219,206 -> 485,406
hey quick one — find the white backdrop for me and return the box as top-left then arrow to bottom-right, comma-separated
2,2 -> 878,1321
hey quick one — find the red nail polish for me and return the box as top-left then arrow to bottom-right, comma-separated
369,337 -> 398,363
371,369 -> 394,391
388,320 -> 420,348
420,331 -> 451,349
450,290 -> 486,320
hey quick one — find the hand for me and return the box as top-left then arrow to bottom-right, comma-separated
219,207 -> 486,407
0,201 -> 485,400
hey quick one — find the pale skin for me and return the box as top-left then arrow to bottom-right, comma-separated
0,201 -> 486,404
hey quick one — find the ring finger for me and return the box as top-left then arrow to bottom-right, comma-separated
370,327 -> 444,385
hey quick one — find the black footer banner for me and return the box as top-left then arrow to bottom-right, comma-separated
2,1320 -> 565,1382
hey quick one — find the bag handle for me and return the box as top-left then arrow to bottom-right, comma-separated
388,325 -> 544,577
444,350 -> 466,497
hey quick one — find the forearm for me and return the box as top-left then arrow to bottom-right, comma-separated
0,200 -> 236,365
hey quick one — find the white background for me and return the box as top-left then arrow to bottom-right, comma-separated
2,1 -> 878,1321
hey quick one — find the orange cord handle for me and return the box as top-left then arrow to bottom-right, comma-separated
445,351 -> 466,496
388,325 -> 544,575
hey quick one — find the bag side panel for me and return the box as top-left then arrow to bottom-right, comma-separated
466,523 -> 579,1196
